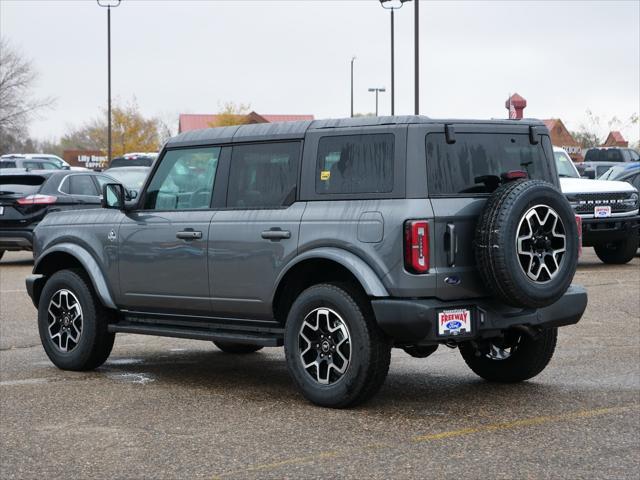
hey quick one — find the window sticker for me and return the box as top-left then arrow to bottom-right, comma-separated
320,170 -> 331,181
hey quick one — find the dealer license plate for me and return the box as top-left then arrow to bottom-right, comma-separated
594,206 -> 611,218
438,308 -> 472,336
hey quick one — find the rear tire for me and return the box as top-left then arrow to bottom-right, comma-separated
459,328 -> 557,383
284,283 -> 391,408
38,269 -> 115,371
594,232 -> 638,264
213,341 -> 263,354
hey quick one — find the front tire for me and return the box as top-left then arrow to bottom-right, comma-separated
459,328 -> 557,383
213,341 -> 263,354
594,232 -> 638,264
38,269 -> 115,371
284,283 -> 391,408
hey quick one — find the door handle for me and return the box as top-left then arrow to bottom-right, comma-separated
445,223 -> 457,266
176,230 -> 203,240
261,228 -> 291,241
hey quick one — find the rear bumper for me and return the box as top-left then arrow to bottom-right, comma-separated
372,285 -> 588,344
581,215 -> 640,246
0,229 -> 34,251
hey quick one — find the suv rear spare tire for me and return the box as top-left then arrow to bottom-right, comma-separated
475,179 -> 579,308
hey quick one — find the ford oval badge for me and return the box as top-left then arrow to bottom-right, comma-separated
444,276 -> 461,286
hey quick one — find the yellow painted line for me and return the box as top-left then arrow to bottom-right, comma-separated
413,405 -> 636,443
213,405 -> 636,479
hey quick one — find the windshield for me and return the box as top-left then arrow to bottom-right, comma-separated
104,169 -> 149,189
554,150 -> 579,178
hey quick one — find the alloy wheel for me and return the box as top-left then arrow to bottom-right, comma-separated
47,289 -> 83,352
298,308 -> 351,385
516,204 -> 567,283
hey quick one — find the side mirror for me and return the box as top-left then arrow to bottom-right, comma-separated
101,183 -> 125,209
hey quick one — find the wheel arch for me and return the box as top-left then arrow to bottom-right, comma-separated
272,248 -> 389,324
32,244 -> 117,309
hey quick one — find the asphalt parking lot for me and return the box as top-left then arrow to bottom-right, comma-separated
1,249 -> 639,479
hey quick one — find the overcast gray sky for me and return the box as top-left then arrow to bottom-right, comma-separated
2,0 -> 639,143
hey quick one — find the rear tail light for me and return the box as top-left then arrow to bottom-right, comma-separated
16,194 -> 57,205
404,220 -> 429,274
575,215 -> 582,257
501,170 -> 528,181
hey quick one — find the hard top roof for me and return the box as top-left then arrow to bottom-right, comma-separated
166,115 -> 547,147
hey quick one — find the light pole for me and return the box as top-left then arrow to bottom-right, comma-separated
350,56 -> 356,117
368,87 -> 386,117
97,0 -> 121,163
379,0 -> 411,116
414,0 -> 419,115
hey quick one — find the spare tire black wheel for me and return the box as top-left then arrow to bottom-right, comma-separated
475,179 -> 579,309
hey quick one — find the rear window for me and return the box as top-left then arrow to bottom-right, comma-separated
584,149 -> 624,162
110,157 -> 154,168
316,134 -> 394,195
426,133 -> 554,195
0,175 -> 46,195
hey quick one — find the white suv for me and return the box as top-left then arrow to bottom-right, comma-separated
554,147 -> 639,264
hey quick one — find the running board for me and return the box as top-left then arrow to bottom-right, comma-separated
109,318 -> 284,347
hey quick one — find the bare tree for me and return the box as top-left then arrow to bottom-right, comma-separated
0,37 -> 54,147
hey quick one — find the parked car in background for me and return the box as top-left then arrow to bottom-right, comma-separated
109,153 -> 157,169
579,147 -> 640,179
0,169 -> 116,259
103,166 -> 150,196
599,162 -> 640,185
554,147 -> 639,264
0,154 -> 90,171
1,156 -> 63,171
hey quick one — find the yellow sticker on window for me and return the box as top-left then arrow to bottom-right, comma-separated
320,170 -> 331,181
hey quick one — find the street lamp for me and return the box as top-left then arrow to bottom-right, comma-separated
350,56 -> 356,118
414,0 -> 419,115
379,0 -> 411,116
97,0 -> 121,163
368,87 -> 386,117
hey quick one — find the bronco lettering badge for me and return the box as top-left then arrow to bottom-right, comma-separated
438,308 -> 471,336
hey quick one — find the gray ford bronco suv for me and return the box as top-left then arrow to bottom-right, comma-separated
27,116 -> 587,408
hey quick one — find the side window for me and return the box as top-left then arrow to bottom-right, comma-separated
94,175 -> 113,190
144,147 -> 220,210
0,161 -> 16,168
69,175 -> 99,196
629,150 -> 640,162
227,142 -> 301,208
316,134 -> 394,194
